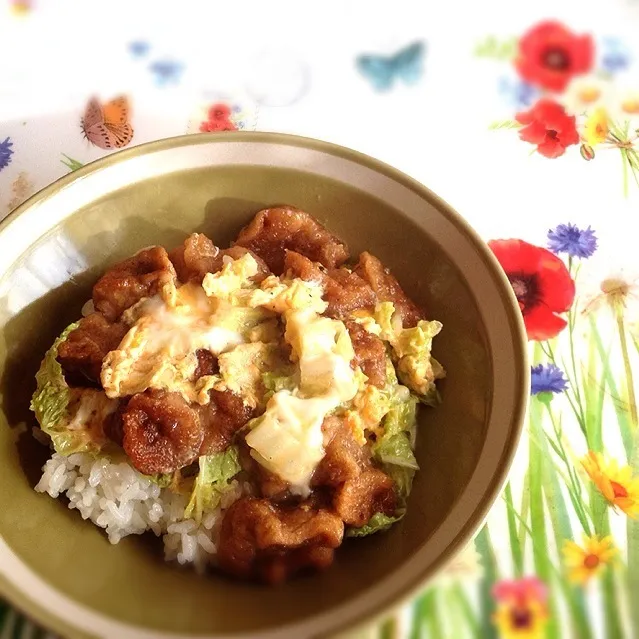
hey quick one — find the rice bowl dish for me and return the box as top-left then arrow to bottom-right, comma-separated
31,205 -> 445,584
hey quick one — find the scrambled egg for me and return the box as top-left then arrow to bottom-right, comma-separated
373,301 -> 445,398
101,281 -> 250,403
245,391 -> 334,494
218,342 -> 286,409
100,253 -> 432,495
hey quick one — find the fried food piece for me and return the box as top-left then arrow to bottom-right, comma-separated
284,250 -> 376,319
93,247 -> 176,321
217,497 -> 344,584
313,418 -> 396,527
194,349 -> 219,378
345,320 -> 387,388
197,389 -> 254,456
121,390 -> 203,475
235,207 -> 349,275
354,252 -> 425,328
170,233 -> 269,283
57,313 -> 128,385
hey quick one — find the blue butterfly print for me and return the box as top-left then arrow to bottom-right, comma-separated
600,37 -> 631,74
128,40 -> 150,58
149,60 -> 185,87
356,41 -> 426,92
498,75 -> 539,110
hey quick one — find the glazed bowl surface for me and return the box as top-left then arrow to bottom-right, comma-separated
0,132 -> 527,639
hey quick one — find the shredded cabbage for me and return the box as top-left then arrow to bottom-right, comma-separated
30,323 -> 113,456
184,447 -> 241,523
346,512 -> 402,537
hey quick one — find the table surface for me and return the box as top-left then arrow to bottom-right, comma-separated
1,1 -> 639,637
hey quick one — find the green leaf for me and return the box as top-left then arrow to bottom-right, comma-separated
475,525 -> 499,639
372,396 -> 419,500
448,583 -> 480,637
30,323 -> 78,433
589,315 -> 633,459
540,416 -> 593,639
30,323 -> 111,456
184,447 -> 241,523
488,119 -> 522,131
146,473 -> 174,488
528,395 -> 560,639
627,438 -> 639,639
346,512 -> 403,538
473,35 -> 517,60
60,154 -> 84,172
504,482 -> 523,577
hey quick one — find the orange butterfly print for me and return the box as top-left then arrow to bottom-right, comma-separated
81,96 -> 134,150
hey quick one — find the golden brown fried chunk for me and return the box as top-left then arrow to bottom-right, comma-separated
354,251 -> 425,328
234,206 -> 349,275
345,320 -> 387,389
121,390 -> 203,475
313,419 -> 397,527
284,250 -> 376,319
217,497 -> 344,584
169,233 -> 269,283
197,389 -> 254,456
57,313 -> 128,385
239,442 -> 290,501
194,349 -> 218,379
93,247 -> 176,321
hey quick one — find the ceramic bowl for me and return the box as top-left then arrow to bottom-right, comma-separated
0,132 -> 528,639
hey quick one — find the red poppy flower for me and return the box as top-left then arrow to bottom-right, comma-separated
199,102 -> 237,133
489,239 -> 575,341
199,119 -> 237,133
208,103 -> 232,122
515,21 -> 594,92
516,99 -> 579,158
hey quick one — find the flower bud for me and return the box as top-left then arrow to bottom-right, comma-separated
580,144 -> 595,161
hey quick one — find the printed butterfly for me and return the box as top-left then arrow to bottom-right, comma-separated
149,60 -> 185,87
81,96 -> 134,150
128,40 -> 150,58
356,41 -> 426,92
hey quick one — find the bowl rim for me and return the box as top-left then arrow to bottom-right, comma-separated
0,131 -> 529,639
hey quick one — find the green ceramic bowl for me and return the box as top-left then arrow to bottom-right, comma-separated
0,132 -> 527,639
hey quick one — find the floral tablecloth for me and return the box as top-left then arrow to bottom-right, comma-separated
2,0 -> 639,637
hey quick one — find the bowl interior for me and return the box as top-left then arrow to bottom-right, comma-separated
0,136 -> 524,638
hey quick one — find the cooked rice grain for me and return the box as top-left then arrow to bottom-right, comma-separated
35,452 -> 246,572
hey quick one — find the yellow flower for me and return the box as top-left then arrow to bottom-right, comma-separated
10,1 -> 31,14
563,535 -> 617,584
582,108 -> 609,146
492,577 -> 548,639
581,451 -> 639,517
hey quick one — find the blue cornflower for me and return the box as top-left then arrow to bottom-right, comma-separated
498,75 -> 539,110
531,364 -> 568,396
547,223 -> 598,259
0,137 -> 14,172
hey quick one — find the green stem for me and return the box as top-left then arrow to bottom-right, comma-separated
518,472 -> 530,553
504,482 -> 524,577
528,397 -> 560,639
475,526 -> 499,639
627,438 -> 639,639
590,314 -> 634,460
622,148 -> 629,198
544,403 -> 593,535
616,310 -> 639,430
449,583 -> 480,637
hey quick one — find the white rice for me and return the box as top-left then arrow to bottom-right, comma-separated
35,453 -> 247,573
